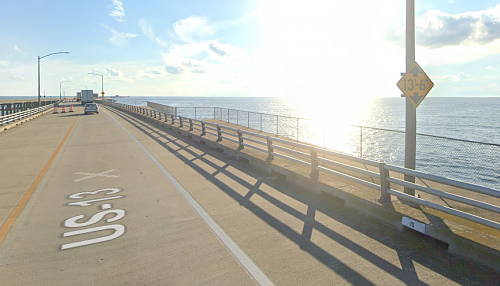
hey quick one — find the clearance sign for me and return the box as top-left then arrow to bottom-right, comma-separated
397,62 -> 434,108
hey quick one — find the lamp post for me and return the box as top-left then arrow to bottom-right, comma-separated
60,80 -> 71,100
38,52 -> 69,106
63,87 -> 71,99
87,72 -> 104,99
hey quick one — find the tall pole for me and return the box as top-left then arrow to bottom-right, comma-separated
87,72 -> 104,99
60,80 -> 71,100
37,51 -> 69,107
38,56 -> 41,106
404,0 -> 416,196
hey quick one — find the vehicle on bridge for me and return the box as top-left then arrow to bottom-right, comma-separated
84,103 -> 99,115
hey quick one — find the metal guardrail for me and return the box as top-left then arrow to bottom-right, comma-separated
0,103 -> 56,126
102,101 -> 500,232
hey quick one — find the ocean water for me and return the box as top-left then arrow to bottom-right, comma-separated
4,95 -> 499,189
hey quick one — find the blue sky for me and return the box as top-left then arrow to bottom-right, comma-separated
1,0 -> 500,98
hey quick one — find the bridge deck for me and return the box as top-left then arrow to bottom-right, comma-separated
0,103 -> 498,285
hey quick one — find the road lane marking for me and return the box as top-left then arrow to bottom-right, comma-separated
103,108 -> 274,286
62,188 -> 126,250
73,169 -> 120,182
0,115 -> 79,245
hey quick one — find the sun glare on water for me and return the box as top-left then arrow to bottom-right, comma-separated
287,95 -> 374,154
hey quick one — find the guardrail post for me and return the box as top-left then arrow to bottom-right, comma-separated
164,112 -> 168,122
216,125 -> 222,142
154,110 -> 157,119
309,148 -> 319,180
171,114 -> 175,124
378,162 -> 391,203
266,136 -> 274,161
237,130 -> 244,150
189,119 -> 193,131
179,117 -> 183,128
201,122 -> 206,135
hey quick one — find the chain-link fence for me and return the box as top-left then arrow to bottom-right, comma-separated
151,104 -> 500,190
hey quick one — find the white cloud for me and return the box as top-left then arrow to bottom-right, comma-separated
487,66 -> 494,69
14,45 -> 21,52
139,19 -> 154,39
10,74 -> 29,81
106,68 -> 123,77
138,19 -> 169,48
208,43 -> 228,57
172,16 -> 213,43
165,65 -> 183,74
110,0 -> 125,22
0,60 -> 9,66
102,25 -> 137,46
433,72 -> 474,82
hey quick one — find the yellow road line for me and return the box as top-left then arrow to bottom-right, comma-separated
0,115 -> 79,244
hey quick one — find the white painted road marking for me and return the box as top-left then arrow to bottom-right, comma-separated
68,188 -> 122,199
104,108 -> 274,286
62,188 -> 126,250
66,196 -> 124,207
101,204 -> 112,210
73,169 -> 120,182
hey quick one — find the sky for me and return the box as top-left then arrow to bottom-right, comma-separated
1,0 -> 500,99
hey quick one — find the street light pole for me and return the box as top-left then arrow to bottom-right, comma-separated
60,80 -> 71,100
87,72 -> 104,99
38,51 -> 69,106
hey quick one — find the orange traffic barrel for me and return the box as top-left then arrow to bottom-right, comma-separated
61,106 -> 67,113
69,106 -> 74,112
53,107 -> 58,114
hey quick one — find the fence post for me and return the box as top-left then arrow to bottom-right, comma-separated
247,112 -> 249,128
310,148 -> 319,180
360,126 -> 363,157
214,107 -> 215,119
276,115 -> 279,136
260,113 -> 262,131
171,114 -> 175,124
227,109 -> 229,122
237,110 -> 239,125
189,119 -> 193,131
378,162 -> 391,203
165,112 -> 168,122
297,118 -> 299,141
195,107 -> 197,119
266,136 -> 274,161
237,130 -> 244,150
201,122 -> 206,135
179,117 -> 183,128
216,125 -> 222,142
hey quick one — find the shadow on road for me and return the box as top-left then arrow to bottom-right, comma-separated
107,106 -> 500,285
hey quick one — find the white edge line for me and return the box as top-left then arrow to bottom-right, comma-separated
103,108 -> 274,286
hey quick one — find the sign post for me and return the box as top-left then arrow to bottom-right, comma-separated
403,0 -> 416,196
398,0 -> 434,196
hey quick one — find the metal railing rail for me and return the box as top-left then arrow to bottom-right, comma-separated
102,101 -> 500,232
0,103 -> 56,126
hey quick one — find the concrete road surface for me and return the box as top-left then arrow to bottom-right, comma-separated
0,103 -> 498,285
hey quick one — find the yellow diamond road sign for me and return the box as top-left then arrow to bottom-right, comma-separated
397,62 -> 434,108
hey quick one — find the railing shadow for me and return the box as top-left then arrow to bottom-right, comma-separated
106,106 -> 500,285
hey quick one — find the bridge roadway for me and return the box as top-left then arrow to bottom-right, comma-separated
0,102 -> 498,285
